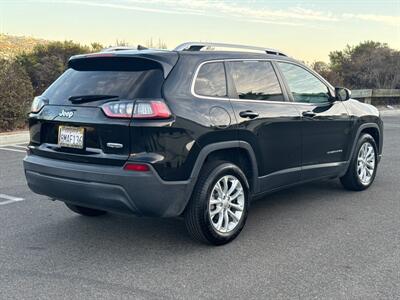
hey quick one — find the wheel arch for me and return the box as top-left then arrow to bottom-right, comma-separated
187,141 -> 259,199
353,123 -> 382,156
360,126 -> 381,154
342,122 -> 382,177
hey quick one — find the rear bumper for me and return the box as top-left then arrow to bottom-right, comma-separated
23,154 -> 190,217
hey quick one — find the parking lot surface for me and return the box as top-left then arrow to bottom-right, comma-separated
0,115 -> 399,299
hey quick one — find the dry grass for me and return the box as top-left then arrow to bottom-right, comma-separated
0,34 -> 49,58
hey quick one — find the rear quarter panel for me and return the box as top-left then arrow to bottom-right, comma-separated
134,55 -> 238,181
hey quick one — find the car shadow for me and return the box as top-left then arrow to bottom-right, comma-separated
12,178 -> 350,264
18,181 -> 343,253
251,178 -> 346,210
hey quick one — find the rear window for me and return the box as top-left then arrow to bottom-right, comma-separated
194,62 -> 227,97
43,57 -> 164,104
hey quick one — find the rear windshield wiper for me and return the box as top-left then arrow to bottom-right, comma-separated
68,94 -> 119,104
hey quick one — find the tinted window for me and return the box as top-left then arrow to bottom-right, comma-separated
43,58 -> 164,104
277,62 -> 330,103
228,61 -> 283,101
194,62 -> 227,97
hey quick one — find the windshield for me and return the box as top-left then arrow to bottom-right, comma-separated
43,61 -> 164,104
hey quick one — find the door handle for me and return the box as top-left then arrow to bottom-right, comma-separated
302,111 -> 316,118
239,110 -> 259,119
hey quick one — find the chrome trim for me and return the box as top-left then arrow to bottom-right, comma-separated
208,174 -> 245,233
231,98 -> 295,105
258,161 -> 347,180
258,166 -> 301,179
190,59 -> 326,106
356,142 -> 375,185
190,60 -> 228,101
106,143 -> 123,149
101,46 -> 138,52
174,42 -> 288,56
58,109 -> 74,119
302,161 -> 346,170
327,149 -> 343,155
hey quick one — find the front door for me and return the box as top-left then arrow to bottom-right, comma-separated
276,61 -> 352,180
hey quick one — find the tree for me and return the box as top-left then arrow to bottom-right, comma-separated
328,41 -> 400,89
0,59 -> 34,131
16,41 -> 103,95
311,41 -> 400,89
90,42 -> 104,52
310,61 -> 342,86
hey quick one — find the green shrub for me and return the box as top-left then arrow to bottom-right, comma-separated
312,41 -> 400,89
0,59 -> 34,131
16,40 -> 100,95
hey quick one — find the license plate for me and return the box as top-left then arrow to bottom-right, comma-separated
58,126 -> 84,149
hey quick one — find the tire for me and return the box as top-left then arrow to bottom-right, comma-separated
340,133 -> 378,191
65,203 -> 107,217
184,160 -> 250,245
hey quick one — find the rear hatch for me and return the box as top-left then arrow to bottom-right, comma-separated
29,52 -> 178,166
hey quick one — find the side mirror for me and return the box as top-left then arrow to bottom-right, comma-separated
335,87 -> 351,101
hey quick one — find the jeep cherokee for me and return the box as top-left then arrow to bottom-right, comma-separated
23,42 -> 383,245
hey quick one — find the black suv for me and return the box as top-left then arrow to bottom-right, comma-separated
24,42 -> 383,245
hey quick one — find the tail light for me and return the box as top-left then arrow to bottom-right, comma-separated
101,100 -> 171,119
31,96 -> 48,113
101,101 -> 134,118
133,101 -> 171,119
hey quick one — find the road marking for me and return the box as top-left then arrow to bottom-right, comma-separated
0,143 -> 27,147
9,145 -> 28,149
0,194 -> 25,205
0,147 -> 26,153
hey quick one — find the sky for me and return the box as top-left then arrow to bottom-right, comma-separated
0,0 -> 399,62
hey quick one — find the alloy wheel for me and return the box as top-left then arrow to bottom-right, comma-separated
208,175 -> 245,233
357,142 -> 375,185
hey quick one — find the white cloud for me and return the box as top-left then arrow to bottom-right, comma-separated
56,0 -> 204,15
123,0 -> 339,22
343,13 -> 400,26
35,0 -> 400,27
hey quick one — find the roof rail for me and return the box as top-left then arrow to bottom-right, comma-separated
101,45 -> 150,52
174,42 -> 288,57
101,46 -> 138,52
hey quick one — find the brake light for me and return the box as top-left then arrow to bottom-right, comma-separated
123,163 -> 150,172
101,100 -> 171,119
133,101 -> 171,119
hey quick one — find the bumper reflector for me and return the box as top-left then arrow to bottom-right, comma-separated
123,163 -> 150,172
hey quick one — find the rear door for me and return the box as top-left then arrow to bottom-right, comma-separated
226,60 -> 302,193
29,56 -> 166,166
275,61 -> 352,180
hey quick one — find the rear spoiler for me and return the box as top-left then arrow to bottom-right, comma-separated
68,51 -> 179,78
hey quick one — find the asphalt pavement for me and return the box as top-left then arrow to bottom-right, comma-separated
0,115 -> 399,299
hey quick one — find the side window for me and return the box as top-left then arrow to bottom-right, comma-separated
227,61 -> 283,101
194,62 -> 227,97
277,62 -> 330,103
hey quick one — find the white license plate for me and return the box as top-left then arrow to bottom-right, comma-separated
58,126 -> 84,149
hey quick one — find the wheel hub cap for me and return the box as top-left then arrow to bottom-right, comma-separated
208,175 -> 245,233
357,142 -> 375,185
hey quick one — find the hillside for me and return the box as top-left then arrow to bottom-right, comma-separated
0,34 -> 49,58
